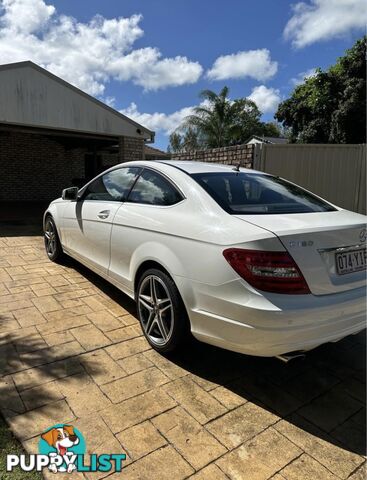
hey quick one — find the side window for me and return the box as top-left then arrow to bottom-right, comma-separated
127,169 -> 183,206
83,167 -> 141,201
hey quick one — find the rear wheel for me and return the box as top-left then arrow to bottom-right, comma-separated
136,268 -> 190,353
44,216 -> 66,263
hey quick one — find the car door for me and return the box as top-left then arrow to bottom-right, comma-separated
109,168 -> 185,291
62,166 -> 141,274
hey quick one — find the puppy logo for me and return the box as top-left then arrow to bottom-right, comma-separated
39,424 -> 85,474
360,228 -> 366,243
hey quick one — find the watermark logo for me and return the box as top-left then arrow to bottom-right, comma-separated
359,228 -> 366,243
39,424 -> 86,473
7,423 -> 126,474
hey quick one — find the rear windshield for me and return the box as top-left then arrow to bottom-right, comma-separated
191,171 -> 336,214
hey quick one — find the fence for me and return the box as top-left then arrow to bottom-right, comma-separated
170,143 -> 366,215
253,144 -> 366,215
170,144 -> 254,168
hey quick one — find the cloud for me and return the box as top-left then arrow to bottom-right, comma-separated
290,68 -> 317,85
0,0 -> 203,95
207,49 -> 278,82
120,102 -> 196,135
103,96 -> 116,107
284,0 -> 367,48
0,0 -> 55,33
108,48 -> 203,90
248,85 -> 281,113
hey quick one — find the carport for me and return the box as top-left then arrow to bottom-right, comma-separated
0,61 -> 154,210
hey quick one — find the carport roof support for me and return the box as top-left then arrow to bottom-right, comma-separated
0,61 -> 154,142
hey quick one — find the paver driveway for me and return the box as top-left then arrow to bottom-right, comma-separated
0,229 -> 365,480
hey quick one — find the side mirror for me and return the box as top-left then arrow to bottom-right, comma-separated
62,186 -> 79,201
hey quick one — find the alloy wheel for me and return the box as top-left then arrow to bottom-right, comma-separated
137,275 -> 174,346
44,219 -> 57,257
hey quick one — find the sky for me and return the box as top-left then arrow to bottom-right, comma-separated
0,0 -> 365,150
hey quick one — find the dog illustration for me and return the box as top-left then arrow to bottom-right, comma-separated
41,425 -> 79,473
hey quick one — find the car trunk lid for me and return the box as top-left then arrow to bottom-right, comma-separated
235,210 -> 366,295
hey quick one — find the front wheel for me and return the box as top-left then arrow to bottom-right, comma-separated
44,216 -> 66,263
136,269 -> 190,353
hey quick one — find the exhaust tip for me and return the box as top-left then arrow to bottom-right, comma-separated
275,351 -> 306,363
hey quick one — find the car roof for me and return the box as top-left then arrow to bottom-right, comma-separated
155,160 -> 256,174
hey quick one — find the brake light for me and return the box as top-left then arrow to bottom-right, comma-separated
223,248 -> 310,294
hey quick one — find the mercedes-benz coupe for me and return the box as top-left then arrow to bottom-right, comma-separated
44,161 -> 366,358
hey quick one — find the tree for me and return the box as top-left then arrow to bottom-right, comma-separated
169,86 -> 283,152
180,86 -> 271,149
167,128 -> 203,152
182,127 -> 202,151
182,87 -> 235,148
329,37 -> 366,143
227,97 -> 266,144
167,132 -> 183,153
275,37 -> 366,143
260,121 -> 282,138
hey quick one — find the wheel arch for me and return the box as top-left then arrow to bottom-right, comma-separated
43,206 -> 64,246
130,242 -> 197,316
43,202 -> 60,228
43,210 -> 53,230
132,256 -> 193,324
134,260 -> 172,300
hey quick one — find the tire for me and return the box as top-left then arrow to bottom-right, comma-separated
136,268 -> 190,353
44,216 -> 66,263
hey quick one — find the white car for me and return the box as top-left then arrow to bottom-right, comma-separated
44,161 -> 366,359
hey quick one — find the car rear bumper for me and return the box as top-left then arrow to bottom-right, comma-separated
178,277 -> 366,357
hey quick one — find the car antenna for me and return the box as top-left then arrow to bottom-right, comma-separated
232,163 -> 241,174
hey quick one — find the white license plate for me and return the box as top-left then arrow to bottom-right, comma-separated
335,247 -> 366,275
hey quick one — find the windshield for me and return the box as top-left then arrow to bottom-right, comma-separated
191,171 -> 336,214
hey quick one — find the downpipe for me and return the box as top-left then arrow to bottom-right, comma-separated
275,352 -> 306,363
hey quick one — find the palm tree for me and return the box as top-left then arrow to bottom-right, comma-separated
183,87 -> 232,148
183,87 -> 263,148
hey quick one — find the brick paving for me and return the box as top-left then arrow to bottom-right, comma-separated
0,232 -> 365,479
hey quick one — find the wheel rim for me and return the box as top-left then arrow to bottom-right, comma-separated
137,275 -> 174,346
44,220 -> 57,257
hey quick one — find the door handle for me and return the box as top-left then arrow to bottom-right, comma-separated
97,210 -> 110,219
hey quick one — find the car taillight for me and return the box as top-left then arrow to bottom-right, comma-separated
223,248 -> 310,294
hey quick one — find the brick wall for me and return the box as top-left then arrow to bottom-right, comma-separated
0,131 -> 146,202
170,144 -> 255,168
101,136 -> 145,169
119,136 -> 145,162
0,131 -> 86,202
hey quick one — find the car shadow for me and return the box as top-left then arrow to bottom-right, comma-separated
68,258 -> 137,315
68,260 -> 366,458
169,335 -> 365,454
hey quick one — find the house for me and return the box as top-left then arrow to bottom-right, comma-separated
245,135 -> 288,145
145,145 -> 171,160
98,144 -> 170,169
0,61 -> 154,203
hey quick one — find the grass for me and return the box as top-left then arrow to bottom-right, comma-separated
0,415 -> 42,480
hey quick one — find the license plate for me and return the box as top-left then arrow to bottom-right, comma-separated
335,247 -> 367,275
